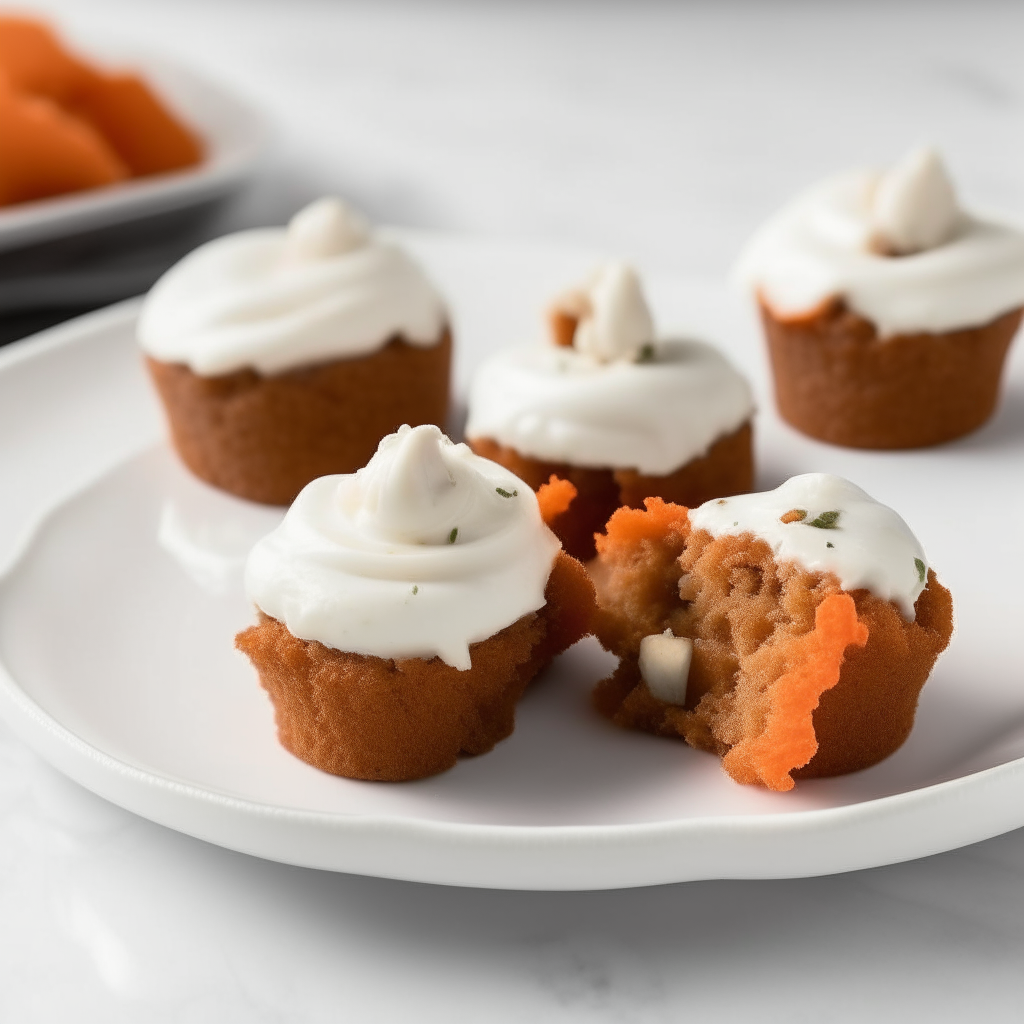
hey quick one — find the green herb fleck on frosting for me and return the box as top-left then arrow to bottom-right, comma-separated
448,527 -> 458,544
914,557 -> 926,583
412,585 -> 419,595
826,542 -> 834,548
495,487 -> 518,498
636,343 -> 656,363
807,510 -> 841,530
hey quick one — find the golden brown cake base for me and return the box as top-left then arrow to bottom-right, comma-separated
591,499 -> 954,791
235,551 -> 596,782
468,421 -> 753,562
761,299 -> 1021,449
146,331 -> 451,506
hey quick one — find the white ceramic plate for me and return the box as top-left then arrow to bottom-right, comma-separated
1,235 -> 1023,891
0,54 -> 267,255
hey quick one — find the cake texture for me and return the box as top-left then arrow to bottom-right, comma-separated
591,476 -> 954,791
471,420 -> 753,562
236,425 -> 595,781
146,331 -> 451,505
761,300 -> 1021,449
466,262 -> 754,560
237,549 -> 593,781
139,198 -> 450,504
737,148 -> 1024,449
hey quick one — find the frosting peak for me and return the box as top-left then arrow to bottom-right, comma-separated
245,426 -> 561,670
138,197 -> 446,377
346,425 -> 497,546
557,262 -> 654,363
280,197 -> 370,265
870,147 -> 960,256
735,152 -> 1024,335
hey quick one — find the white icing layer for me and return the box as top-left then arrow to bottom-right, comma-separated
245,424 -> 561,671
567,262 -> 655,363
870,148 -> 960,256
138,198 -> 447,376
639,629 -> 692,706
688,473 -> 928,619
466,339 -> 753,475
735,156 -> 1024,336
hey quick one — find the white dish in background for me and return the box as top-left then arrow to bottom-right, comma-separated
0,54 -> 268,255
0,235 -> 1023,891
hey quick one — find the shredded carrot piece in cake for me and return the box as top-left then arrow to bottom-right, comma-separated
722,592 -> 869,792
596,496 -> 691,554
536,475 -> 577,526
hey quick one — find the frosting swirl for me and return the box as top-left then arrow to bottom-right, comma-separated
735,149 -> 1024,337
554,262 -> 655,363
244,424 -> 561,670
689,473 -> 929,619
466,340 -> 753,476
138,198 -> 447,376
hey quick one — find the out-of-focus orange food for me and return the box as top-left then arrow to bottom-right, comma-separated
0,16 -> 203,207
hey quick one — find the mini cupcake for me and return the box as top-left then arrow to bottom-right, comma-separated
139,198 -> 450,505
466,262 -> 755,561
235,424 -> 595,781
591,474 -> 953,791
737,148 -> 1024,448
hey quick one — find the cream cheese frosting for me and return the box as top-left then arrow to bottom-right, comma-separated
556,262 -> 655,363
735,148 -> 1024,336
467,263 -> 753,475
869,148 -> 960,256
138,197 -> 447,376
244,424 -> 561,671
688,473 -> 929,619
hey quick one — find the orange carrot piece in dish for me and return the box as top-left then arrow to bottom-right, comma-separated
71,72 -> 203,176
0,75 -> 126,205
0,17 -> 92,103
0,14 -> 202,208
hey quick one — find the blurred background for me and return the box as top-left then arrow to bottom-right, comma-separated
5,0 -> 1024,339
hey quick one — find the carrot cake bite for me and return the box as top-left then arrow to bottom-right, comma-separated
737,147 -> 1024,448
236,424 -> 595,782
591,473 -> 953,791
139,198 -> 451,505
466,262 -> 754,561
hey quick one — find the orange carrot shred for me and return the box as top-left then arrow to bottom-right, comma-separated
722,592 -> 869,792
595,496 -> 690,555
537,475 -> 576,526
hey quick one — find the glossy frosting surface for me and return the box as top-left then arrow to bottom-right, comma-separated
466,338 -> 753,475
689,473 -> 929,619
735,154 -> 1024,335
245,425 -> 561,670
138,198 -> 447,376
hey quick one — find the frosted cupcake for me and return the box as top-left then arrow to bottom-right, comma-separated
139,198 -> 450,504
466,262 -> 754,561
737,148 -> 1024,448
592,474 -> 953,791
235,424 -> 595,781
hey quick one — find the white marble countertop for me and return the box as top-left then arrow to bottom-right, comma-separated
5,0 -> 1024,1019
